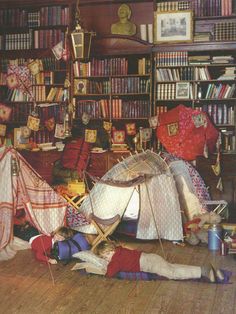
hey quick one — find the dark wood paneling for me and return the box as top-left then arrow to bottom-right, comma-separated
80,2 -> 153,38
92,35 -> 152,56
20,150 -> 62,185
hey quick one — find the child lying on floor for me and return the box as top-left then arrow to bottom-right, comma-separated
30,226 -> 74,264
92,241 -> 224,283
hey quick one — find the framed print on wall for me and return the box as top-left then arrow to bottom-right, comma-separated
154,10 -> 193,44
176,82 -> 190,99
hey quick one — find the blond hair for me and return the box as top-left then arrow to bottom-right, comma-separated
94,241 -> 117,257
51,226 -> 74,239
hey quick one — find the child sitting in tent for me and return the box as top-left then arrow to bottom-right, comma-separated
95,241 -> 224,283
30,226 -> 75,264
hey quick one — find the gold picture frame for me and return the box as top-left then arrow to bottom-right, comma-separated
14,127 -> 30,149
154,10 -> 193,44
74,79 -> 87,95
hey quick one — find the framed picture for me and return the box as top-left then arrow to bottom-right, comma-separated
14,128 -> 30,148
74,79 -> 87,95
154,10 -> 193,44
176,82 -> 190,99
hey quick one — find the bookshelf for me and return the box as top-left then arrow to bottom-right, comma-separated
0,0 -> 74,146
154,0 -> 236,153
72,35 -> 153,135
73,55 -> 151,120
73,36 -> 152,121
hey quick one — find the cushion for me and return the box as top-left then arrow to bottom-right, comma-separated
73,250 -> 108,269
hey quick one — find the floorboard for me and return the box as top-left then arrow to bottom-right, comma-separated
0,238 -> 235,314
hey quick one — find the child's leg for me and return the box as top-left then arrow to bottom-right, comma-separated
140,253 -> 201,280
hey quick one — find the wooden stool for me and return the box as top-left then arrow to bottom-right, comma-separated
64,194 -> 87,210
89,213 -> 121,252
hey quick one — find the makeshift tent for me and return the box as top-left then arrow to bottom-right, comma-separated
157,105 -> 219,161
0,146 -> 68,260
160,151 -> 211,220
77,150 -> 185,241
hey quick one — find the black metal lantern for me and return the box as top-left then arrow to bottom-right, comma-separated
71,0 -> 94,60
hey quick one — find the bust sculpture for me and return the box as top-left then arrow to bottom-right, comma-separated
111,4 -> 136,36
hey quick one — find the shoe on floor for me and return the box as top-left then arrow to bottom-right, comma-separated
201,264 -> 216,283
211,264 -> 224,281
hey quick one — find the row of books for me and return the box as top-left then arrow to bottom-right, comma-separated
6,102 -> 34,123
192,0 -> 233,17
156,0 -> 233,17
156,52 -> 235,67
75,80 -> 110,95
33,29 -> 65,49
5,85 -> 67,102
73,58 -> 129,77
156,83 -> 178,100
6,102 -> 64,126
46,87 -> 66,102
155,52 -> 189,67
38,6 -> 69,27
111,77 -> 150,94
0,29 -> 65,51
204,83 -> 236,99
159,65 -> 212,83
0,58 -> 65,73
31,130 -> 56,144
193,32 -> 212,42
0,6 -> 69,28
0,71 -> 64,86
202,103 -> 235,125
156,1 -> 190,12
213,22 -> 236,41
111,99 -> 151,118
37,103 -> 64,124
221,131 -> 236,151
156,105 -> 168,117
6,88 -> 34,102
74,99 -> 151,119
155,103 -> 235,126
217,67 -> 236,80
74,77 -> 150,95
0,33 -> 32,50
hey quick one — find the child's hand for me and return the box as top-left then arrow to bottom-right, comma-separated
48,258 -> 58,265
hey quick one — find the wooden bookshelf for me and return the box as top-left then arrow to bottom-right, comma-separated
72,35 -> 153,133
0,0 -> 75,146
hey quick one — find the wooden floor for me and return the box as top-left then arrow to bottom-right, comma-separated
1,236 -> 236,314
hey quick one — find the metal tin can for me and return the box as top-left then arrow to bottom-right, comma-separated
208,224 -> 222,251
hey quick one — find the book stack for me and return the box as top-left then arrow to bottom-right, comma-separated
156,51 -> 188,66
188,55 -> 211,65
194,32 -> 212,42
217,67 -> 236,80
193,0 -> 233,17
213,22 -> 236,41
220,130 -> 236,151
111,143 -> 129,152
212,56 -> 234,64
27,11 -> 40,27
156,1 -> 190,12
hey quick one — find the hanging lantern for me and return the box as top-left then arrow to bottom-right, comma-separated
71,0 -> 95,60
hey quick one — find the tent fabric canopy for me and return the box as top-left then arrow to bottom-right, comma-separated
0,147 -> 68,257
77,150 -> 184,241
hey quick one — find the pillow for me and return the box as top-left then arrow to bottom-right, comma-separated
73,250 -> 108,269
